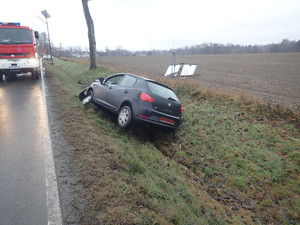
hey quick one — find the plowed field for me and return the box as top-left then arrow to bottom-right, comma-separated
97,53 -> 300,109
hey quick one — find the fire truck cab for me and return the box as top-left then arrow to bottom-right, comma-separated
0,22 -> 41,81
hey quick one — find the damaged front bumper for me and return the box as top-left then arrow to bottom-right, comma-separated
79,87 -> 92,105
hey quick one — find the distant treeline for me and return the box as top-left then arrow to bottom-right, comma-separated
97,39 -> 300,56
170,39 -> 300,55
45,38 -> 300,57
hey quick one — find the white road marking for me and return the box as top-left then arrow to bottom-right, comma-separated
41,69 -> 63,225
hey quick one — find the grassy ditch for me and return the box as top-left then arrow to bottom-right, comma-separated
45,58 -> 299,225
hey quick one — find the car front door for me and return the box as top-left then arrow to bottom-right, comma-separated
106,75 -> 138,111
98,74 -> 124,110
92,79 -> 107,105
92,75 -> 124,108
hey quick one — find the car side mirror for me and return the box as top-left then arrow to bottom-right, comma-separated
34,31 -> 39,39
99,77 -> 104,84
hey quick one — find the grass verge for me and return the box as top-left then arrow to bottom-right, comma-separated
45,58 -> 299,225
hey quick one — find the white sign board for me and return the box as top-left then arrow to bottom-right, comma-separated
180,64 -> 197,76
165,63 -> 198,77
164,64 -> 181,76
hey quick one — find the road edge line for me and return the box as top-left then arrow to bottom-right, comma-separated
41,71 -> 63,225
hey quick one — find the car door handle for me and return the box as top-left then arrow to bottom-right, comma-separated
124,90 -> 128,94
109,86 -> 112,89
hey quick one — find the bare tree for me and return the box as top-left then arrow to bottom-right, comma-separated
81,0 -> 97,69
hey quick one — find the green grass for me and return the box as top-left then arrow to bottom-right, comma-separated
45,58 -> 300,225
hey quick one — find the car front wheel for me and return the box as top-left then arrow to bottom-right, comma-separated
118,105 -> 133,129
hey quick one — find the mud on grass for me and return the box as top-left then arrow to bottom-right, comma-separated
45,58 -> 299,224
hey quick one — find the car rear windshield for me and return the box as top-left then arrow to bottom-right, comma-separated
146,81 -> 179,101
0,28 -> 32,44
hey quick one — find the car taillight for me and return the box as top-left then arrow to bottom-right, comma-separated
140,93 -> 154,103
180,106 -> 183,113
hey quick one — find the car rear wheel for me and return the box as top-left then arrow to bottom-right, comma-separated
118,106 -> 133,129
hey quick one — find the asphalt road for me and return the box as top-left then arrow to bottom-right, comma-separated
0,76 -> 61,225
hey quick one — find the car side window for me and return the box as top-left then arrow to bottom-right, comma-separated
105,75 -> 124,84
119,75 -> 137,87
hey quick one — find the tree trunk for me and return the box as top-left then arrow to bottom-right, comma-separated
82,0 -> 97,69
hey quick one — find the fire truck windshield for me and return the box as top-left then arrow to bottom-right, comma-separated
0,28 -> 32,44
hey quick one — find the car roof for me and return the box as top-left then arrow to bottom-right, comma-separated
112,73 -> 153,81
110,73 -> 175,91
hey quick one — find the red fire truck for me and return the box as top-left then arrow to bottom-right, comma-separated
0,22 -> 41,81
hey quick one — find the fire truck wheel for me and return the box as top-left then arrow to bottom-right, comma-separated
32,70 -> 39,79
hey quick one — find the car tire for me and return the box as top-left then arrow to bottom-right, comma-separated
118,105 -> 133,129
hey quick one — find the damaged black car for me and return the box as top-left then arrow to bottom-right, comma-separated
79,73 -> 183,129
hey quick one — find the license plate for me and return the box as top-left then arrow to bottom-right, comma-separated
160,117 -> 175,125
9,66 -> 20,69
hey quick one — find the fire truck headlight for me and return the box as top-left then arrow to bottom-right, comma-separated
28,58 -> 39,65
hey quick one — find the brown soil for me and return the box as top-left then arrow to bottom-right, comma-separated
97,53 -> 300,110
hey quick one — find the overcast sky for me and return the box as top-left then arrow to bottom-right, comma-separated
1,0 -> 300,51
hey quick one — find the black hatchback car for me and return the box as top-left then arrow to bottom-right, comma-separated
79,73 -> 183,129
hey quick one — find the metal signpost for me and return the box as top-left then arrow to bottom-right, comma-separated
41,10 -> 53,63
